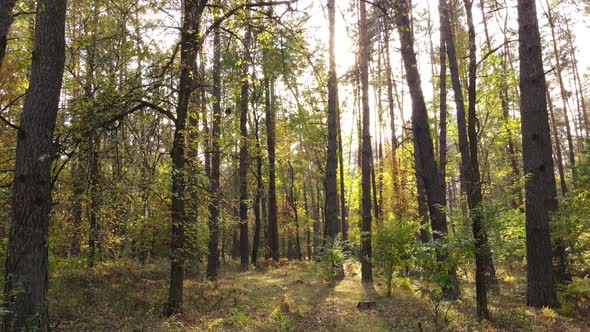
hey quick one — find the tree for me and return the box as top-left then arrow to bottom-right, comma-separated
2,0 -> 67,330
166,0 -> 207,316
325,0 -> 340,242
358,0 -> 373,282
239,17 -> 251,271
207,13 -> 222,280
517,0 -> 558,308
0,0 -> 17,68
265,71 -> 279,261
393,0 -> 460,299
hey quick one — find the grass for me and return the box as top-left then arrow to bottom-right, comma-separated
47,258 -> 590,331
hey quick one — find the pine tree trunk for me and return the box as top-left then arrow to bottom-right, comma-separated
166,0 -> 207,316
251,118 -> 263,265
546,1 -> 576,180
394,0 -> 460,299
547,90 -> 568,196
2,0 -> 67,330
266,77 -> 280,261
358,0 -> 373,282
517,0 -> 558,308
0,0 -> 17,67
239,23 -> 251,271
325,0 -> 340,241
463,0 -> 493,317
207,21 -> 221,280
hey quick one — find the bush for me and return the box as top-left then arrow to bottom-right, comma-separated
557,277 -> 590,319
374,219 -> 418,296
320,236 -> 345,280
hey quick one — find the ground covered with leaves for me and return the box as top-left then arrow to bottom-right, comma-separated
48,259 -> 589,331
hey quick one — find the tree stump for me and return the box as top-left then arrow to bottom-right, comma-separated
356,300 -> 376,310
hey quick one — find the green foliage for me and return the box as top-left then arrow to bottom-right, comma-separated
374,218 -> 419,296
554,142 -> 590,275
557,277 -> 590,318
320,236 -> 345,280
414,235 -> 471,291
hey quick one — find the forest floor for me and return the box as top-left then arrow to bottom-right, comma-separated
48,258 -> 589,331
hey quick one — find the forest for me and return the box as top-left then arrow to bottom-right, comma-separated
1,0 -> 590,330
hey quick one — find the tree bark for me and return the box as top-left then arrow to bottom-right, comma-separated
239,22 -> 251,271
166,0 -> 207,316
2,0 -> 67,330
517,0 -> 558,308
547,90 -> 568,196
266,77 -> 279,261
0,0 -> 17,68
325,0 -> 340,241
463,0 -> 493,317
207,20 -> 221,279
358,0 -> 373,282
546,1 -> 576,180
251,116 -> 263,265
394,0 -> 460,299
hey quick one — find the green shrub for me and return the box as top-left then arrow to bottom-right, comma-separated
557,277 -> 590,318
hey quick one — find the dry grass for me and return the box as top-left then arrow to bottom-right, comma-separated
48,259 -> 590,331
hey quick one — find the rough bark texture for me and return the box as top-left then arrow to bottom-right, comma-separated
463,0 -> 492,318
0,0 -> 17,67
2,0 -> 67,330
546,1 -> 576,181
517,0 -> 558,308
438,5 -> 447,226
239,23 -> 251,271
207,22 -> 221,279
252,118 -> 263,265
325,0 -> 340,241
358,0 -> 373,282
266,77 -> 279,261
394,0 -> 460,299
547,90 -> 568,196
166,0 -> 207,316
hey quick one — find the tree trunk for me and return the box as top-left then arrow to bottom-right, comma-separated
325,0 -> 340,241
2,0 -> 67,330
383,24 -> 402,217
546,1 -> 576,180
517,0 -> 558,308
547,90 -> 568,196
288,161 -> 302,260
166,0 -> 207,316
303,182 -> 312,259
88,137 -> 101,267
251,117 -> 263,265
463,0 -> 493,317
438,4 -> 448,225
358,0 -> 372,282
0,0 -> 17,68
266,77 -> 279,260
337,102 -> 348,248
239,23 -> 251,271
207,20 -> 221,280
394,0 -> 460,299
564,19 -> 589,135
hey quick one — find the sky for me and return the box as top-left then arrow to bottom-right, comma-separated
301,0 -> 590,154
144,0 -> 590,151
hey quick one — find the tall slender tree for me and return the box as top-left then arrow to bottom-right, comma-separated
239,18 -> 251,271
166,0 -> 207,315
0,0 -> 17,67
393,0 -> 460,299
207,14 -> 222,280
517,0 -> 558,308
358,0 -> 373,282
325,0 -> 340,241
2,0 -> 67,330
